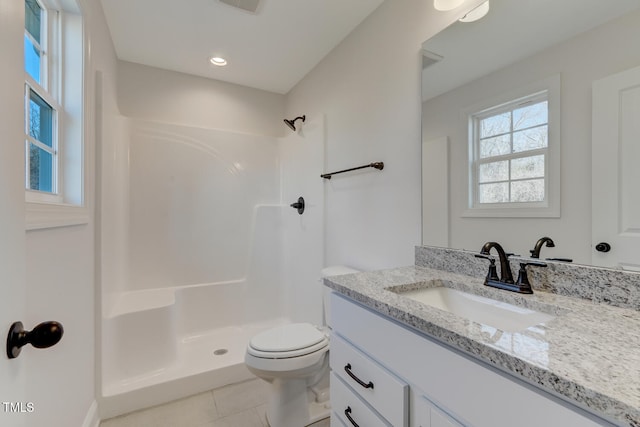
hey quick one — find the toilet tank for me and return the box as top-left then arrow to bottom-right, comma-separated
320,265 -> 360,328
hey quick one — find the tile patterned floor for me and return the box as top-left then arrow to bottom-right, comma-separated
100,378 -> 331,427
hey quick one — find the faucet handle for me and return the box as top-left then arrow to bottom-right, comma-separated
515,261 -> 546,294
475,254 -> 499,282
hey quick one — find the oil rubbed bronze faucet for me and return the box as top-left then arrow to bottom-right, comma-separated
530,236 -> 573,262
530,237 -> 555,258
477,242 -> 546,294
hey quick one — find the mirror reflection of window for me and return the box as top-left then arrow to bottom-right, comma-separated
457,74 -> 561,218
471,92 -> 549,206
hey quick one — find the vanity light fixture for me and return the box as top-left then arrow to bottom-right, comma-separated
433,0 -> 465,11
210,56 -> 228,66
459,1 -> 490,22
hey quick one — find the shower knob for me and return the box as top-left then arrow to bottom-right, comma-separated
290,197 -> 305,215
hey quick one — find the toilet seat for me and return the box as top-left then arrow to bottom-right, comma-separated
248,323 -> 329,359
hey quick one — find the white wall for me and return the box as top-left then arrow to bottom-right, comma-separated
422,10 -> 640,263
285,0 -> 467,271
279,116 -> 326,325
117,61 -> 286,137
23,0 -> 119,426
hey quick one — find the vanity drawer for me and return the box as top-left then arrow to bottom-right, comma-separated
330,372 -> 391,427
331,333 -> 408,427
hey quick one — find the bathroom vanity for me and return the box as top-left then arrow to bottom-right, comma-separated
324,247 -> 640,427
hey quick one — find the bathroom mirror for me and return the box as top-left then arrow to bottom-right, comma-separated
421,0 -> 640,266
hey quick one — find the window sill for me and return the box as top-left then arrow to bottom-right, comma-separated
26,202 -> 89,230
462,205 -> 560,218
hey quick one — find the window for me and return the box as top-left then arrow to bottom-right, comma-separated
465,76 -> 560,217
23,0 -> 86,228
27,88 -> 57,193
25,0 -> 60,200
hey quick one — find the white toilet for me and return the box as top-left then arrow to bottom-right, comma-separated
244,265 -> 359,427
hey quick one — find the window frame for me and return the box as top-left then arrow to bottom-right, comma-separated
462,75 -> 561,218
24,0 -> 63,203
23,0 -> 89,229
472,91 -> 549,206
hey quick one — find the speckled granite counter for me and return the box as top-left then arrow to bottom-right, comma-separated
324,264 -> 640,427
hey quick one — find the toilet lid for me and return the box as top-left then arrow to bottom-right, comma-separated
249,323 -> 326,353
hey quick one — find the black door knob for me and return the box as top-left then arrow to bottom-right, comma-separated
595,242 -> 611,253
6,321 -> 64,359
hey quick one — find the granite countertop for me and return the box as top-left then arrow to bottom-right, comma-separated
324,265 -> 640,427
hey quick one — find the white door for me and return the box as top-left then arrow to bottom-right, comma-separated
0,0 -> 29,426
592,65 -> 640,269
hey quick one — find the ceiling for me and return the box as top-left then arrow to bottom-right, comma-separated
100,0 -> 385,94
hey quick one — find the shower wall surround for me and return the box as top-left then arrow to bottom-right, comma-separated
127,120 -> 280,290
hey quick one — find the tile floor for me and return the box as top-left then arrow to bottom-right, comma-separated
100,378 -> 331,427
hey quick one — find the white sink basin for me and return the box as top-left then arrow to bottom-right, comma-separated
398,286 -> 555,332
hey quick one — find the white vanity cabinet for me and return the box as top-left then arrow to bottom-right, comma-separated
330,332 -> 408,426
330,293 -> 615,427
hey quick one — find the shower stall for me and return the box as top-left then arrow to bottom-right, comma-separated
97,114 -> 325,418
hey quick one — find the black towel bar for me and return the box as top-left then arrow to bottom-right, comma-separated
321,162 -> 384,180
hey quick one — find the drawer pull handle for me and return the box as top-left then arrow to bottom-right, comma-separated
344,363 -> 374,389
345,406 -> 360,427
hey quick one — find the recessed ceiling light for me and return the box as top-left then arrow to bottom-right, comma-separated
210,56 -> 227,66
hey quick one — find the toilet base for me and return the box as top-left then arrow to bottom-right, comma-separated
265,379 -> 330,427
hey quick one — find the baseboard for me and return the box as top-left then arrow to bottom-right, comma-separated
82,400 -> 100,427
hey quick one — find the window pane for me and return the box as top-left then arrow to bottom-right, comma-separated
28,142 -> 53,193
29,89 -> 53,147
480,112 -> 510,138
24,34 -> 41,83
513,101 -> 548,130
25,0 -> 42,42
513,125 -> 547,153
479,182 -> 509,203
511,179 -> 544,202
479,134 -> 510,158
479,160 -> 508,183
511,155 -> 544,180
